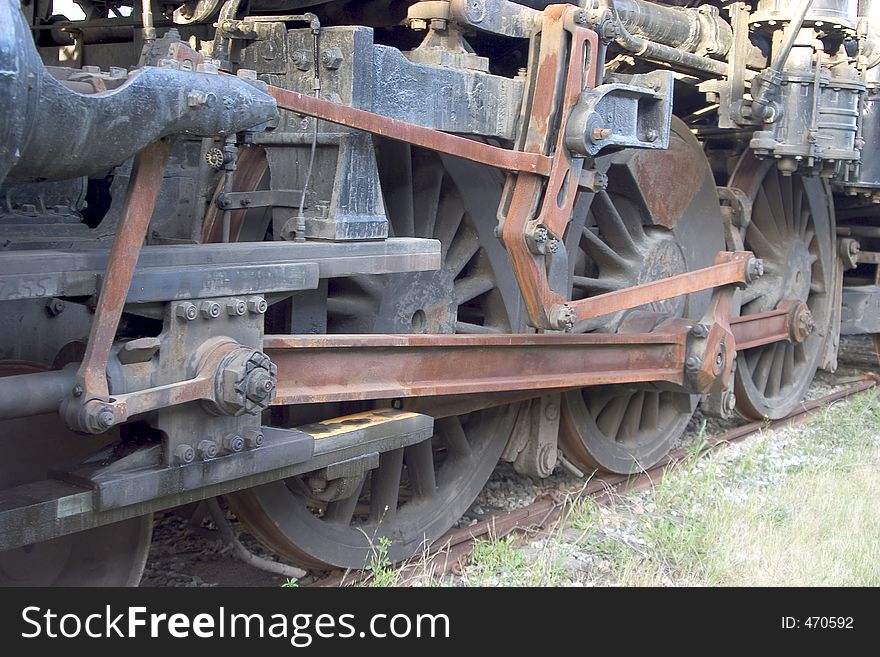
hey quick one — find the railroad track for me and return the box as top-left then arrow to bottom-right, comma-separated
306,374 -> 878,588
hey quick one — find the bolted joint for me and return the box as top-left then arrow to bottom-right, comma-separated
175,302 -> 199,322
292,49 -> 312,71
838,238 -> 860,270
590,126 -> 612,143
790,303 -> 815,343
197,439 -> 218,460
525,223 -> 549,255
244,429 -> 264,449
200,300 -> 221,319
690,323 -> 710,339
65,398 -> 119,434
226,298 -> 247,316
685,355 -> 702,373
549,304 -> 576,331
222,433 -> 244,454
46,298 -> 66,316
213,348 -> 278,417
247,296 -> 268,314
175,443 -> 195,465
321,47 -> 344,70
745,256 -> 764,284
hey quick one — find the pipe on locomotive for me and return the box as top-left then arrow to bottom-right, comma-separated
583,0 -> 732,77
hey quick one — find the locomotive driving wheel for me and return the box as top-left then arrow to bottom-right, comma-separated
0,361 -> 153,586
559,119 -> 727,474
227,146 -> 527,570
729,154 -> 835,420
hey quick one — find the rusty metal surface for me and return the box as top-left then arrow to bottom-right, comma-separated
72,139 -> 172,401
729,299 -> 810,351
500,7 -> 599,329
267,84 -> 551,176
266,331 -> 690,404
568,250 -> 756,324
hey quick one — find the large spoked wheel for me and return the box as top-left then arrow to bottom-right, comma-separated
730,154 -> 835,420
0,362 -> 153,586
227,146 -> 527,570
559,119 -> 726,474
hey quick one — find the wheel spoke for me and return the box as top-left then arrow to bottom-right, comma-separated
404,440 -> 437,499
433,200 -> 465,260
412,155 -> 444,238
753,343 -> 777,395
596,394 -> 629,440
454,274 -> 495,305
572,276 -> 623,294
369,448 -> 404,523
619,391 -> 644,442
765,342 -> 786,398
591,191 -> 642,256
755,186 -> 784,241
326,295 -> 376,318
640,392 -> 660,431
782,343 -> 795,384
381,142 -> 415,237
444,223 -> 481,279
764,169 -> 787,234
782,172 -> 794,233
323,478 -> 365,525
581,226 -> 631,271
438,416 -> 471,458
744,221 -> 777,257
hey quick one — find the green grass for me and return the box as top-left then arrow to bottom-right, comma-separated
562,390 -> 880,586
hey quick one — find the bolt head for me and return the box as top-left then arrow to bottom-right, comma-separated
223,434 -> 244,453
197,439 -> 218,460
247,297 -> 268,314
176,302 -> 198,321
200,300 -> 221,319
226,299 -> 247,316
690,323 -> 710,339
244,430 -> 264,449
645,128 -> 659,142
175,444 -> 195,465
591,127 -> 612,142
685,355 -> 702,373
96,407 -> 115,430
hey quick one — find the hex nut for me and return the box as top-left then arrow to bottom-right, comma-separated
200,300 -> 221,319
244,430 -> 264,449
176,302 -> 199,321
321,48 -> 343,70
223,433 -> 244,453
175,444 -> 195,465
247,297 -> 268,314
226,298 -> 247,316
197,439 -> 218,460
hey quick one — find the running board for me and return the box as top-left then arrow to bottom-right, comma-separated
0,409 -> 432,551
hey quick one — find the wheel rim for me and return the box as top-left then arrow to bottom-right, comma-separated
227,146 -> 527,569
0,362 -> 152,586
560,119 -> 726,474
730,154 -> 835,419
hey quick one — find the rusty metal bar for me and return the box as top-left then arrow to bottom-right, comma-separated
267,85 -> 553,176
730,299 -> 810,350
265,332 -> 689,404
72,139 -> 171,399
566,251 -> 756,325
